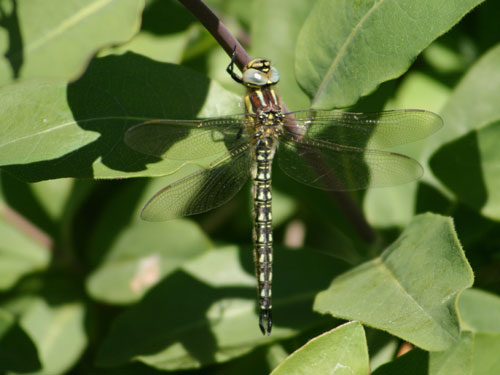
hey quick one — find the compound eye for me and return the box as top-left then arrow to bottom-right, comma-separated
243,68 -> 267,86
269,67 -> 280,84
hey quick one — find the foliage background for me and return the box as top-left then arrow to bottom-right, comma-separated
0,0 -> 499,374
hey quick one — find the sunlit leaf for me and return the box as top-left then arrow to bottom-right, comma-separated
0,53 -> 240,181
96,245 -> 346,370
0,0 -> 144,84
314,213 -> 474,351
296,0 -> 484,109
271,322 -> 369,375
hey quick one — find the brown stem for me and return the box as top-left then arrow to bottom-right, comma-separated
1,205 -> 53,250
177,0 -> 250,70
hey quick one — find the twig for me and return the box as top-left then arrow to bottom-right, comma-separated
0,205 -> 53,249
177,0 -> 250,70
177,0 -> 376,244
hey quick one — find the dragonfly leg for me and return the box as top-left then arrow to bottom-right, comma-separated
226,46 -> 243,84
259,308 -> 272,335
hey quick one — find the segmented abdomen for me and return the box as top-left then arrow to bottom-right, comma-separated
251,139 -> 275,318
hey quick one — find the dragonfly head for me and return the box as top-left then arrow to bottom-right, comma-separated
242,59 -> 280,88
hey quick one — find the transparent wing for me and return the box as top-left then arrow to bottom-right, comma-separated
283,109 -> 443,149
124,115 -> 254,160
278,136 -> 423,191
141,145 -> 252,221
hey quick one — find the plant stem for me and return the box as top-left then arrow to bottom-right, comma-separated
177,0 -> 250,70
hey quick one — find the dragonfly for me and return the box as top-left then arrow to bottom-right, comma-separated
124,53 -> 442,335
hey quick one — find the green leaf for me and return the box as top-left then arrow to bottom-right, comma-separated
101,0 -> 194,64
429,44 -> 500,219
96,245 -> 347,370
429,331 -> 500,375
271,322 -> 369,375
314,213 -> 474,351
363,72 -> 451,228
376,331 -> 500,375
250,0 -> 316,110
10,296 -> 87,375
0,0 -> 144,85
431,121 -> 500,220
86,178 -> 210,304
0,203 -> 50,290
432,43 -> 500,148
458,288 -> 500,333
296,0 -> 484,109
0,308 -> 40,373
0,52 -> 240,181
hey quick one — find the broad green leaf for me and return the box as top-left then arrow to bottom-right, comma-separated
429,331 -> 500,375
363,72 -> 450,228
0,203 -> 50,290
314,213 -> 474,351
15,297 -> 87,375
429,44 -> 500,219
431,121 -> 500,220
458,288 -> 500,333
96,245 -> 347,370
102,30 -> 188,64
0,308 -> 40,373
29,179 -> 74,220
271,322 -> 369,375
101,0 -> 194,64
87,219 -> 210,303
432,43 -> 500,148
296,0 -> 484,109
374,332 -> 500,375
0,52 -> 240,181
0,0 -> 144,85
250,0 -> 316,110
86,178 -> 210,304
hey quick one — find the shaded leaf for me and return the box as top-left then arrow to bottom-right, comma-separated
458,288 -> 500,333
0,0 -> 144,84
314,213 -> 474,351
432,43 -> 500,149
0,203 -> 50,290
0,308 -> 40,373
431,121 -> 500,220
17,297 -> 87,375
271,322 -> 369,375
296,0 -> 484,109
429,331 -> 500,375
96,245 -> 347,370
86,176 -> 211,305
0,52 -> 240,181
250,0 -> 316,110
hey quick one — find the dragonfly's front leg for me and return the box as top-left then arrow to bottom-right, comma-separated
226,47 -> 243,84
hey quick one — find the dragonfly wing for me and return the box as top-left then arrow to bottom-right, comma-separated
278,136 -> 423,191
141,145 -> 252,221
284,109 -> 442,149
125,115 -> 251,160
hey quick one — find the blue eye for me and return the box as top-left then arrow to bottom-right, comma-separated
243,69 -> 267,86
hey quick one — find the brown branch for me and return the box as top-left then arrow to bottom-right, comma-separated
1,205 -> 53,250
178,0 -> 250,70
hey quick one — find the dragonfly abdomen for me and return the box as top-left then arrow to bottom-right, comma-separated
252,138 -> 275,335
